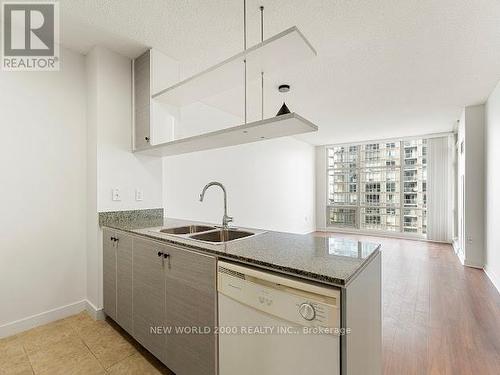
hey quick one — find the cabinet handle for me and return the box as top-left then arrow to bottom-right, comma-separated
163,253 -> 169,259
157,251 -> 163,257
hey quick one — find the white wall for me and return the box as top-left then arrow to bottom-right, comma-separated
457,111 -> 466,259
94,48 -> 163,212
86,46 -> 163,309
485,82 -> 500,292
0,48 -> 87,333
86,47 -> 100,313
163,137 -> 315,234
456,105 -> 485,268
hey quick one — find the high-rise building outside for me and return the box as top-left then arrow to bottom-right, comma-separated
327,139 -> 427,236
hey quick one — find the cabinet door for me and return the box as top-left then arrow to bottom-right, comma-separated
133,237 -> 167,362
116,232 -> 133,334
103,229 -> 117,320
134,50 -> 151,149
165,245 -> 217,375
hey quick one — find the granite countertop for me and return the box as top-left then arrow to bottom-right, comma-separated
100,213 -> 380,287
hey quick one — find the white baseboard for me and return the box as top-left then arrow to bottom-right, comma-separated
453,242 -> 484,269
0,300 -> 87,339
455,251 -> 483,269
484,265 -> 500,295
463,259 -> 484,269
0,299 -> 105,339
85,300 -> 105,321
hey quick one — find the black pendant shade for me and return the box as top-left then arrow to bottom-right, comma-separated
276,102 -> 291,116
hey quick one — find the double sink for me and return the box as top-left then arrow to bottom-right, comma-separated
155,225 -> 258,243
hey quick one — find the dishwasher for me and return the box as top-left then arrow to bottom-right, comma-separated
218,261 -> 340,375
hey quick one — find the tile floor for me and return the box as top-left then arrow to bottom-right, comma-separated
0,312 -> 173,375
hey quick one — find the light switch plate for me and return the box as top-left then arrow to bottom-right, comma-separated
112,188 -> 121,201
135,189 -> 144,201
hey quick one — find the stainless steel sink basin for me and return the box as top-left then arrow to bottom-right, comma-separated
189,229 -> 255,243
159,225 -> 215,235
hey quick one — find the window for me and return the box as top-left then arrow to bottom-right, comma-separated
365,183 -> 381,192
327,139 -> 427,235
329,207 -> 356,227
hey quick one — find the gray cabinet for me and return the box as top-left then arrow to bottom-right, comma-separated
103,230 -> 217,374
165,245 -> 217,375
103,230 -> 134,334
132,237 -> 167,363
103,229 -> 117,320
116,233 -> 133,334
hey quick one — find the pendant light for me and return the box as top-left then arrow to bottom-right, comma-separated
276,84 -> 291,116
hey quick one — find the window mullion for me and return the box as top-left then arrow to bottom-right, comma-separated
356,145 -> 361,229
399,140 -> 404,233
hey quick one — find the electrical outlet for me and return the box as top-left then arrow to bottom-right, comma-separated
112,188 -> 121,201
135,189 -> 144,201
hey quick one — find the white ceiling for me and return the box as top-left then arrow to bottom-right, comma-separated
60,0 -> 500,145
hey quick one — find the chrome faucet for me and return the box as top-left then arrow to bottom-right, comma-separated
199,181 -> 233,230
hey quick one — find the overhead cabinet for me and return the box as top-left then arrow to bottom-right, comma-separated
103,230 -> 217,375
132,26 -> 318,156
133,50 -> 152,149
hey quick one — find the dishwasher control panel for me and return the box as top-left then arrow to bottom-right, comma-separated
218,262 -> 340,329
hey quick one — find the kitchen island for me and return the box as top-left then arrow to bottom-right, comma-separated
100,209 -> 381,375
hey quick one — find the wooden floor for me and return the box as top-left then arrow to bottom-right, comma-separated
319,232 -> 500,375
